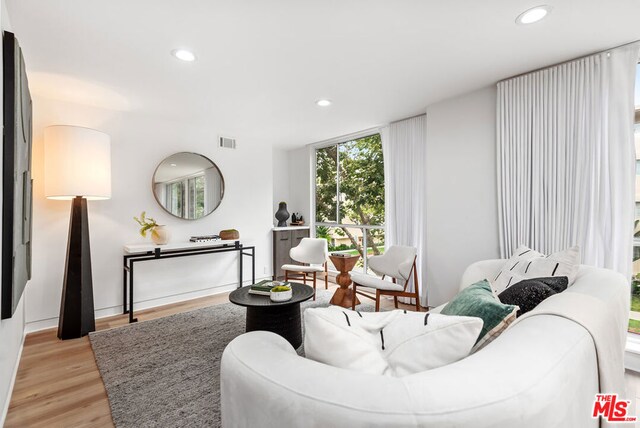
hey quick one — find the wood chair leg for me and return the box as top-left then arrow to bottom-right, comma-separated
375,290 -> 380,312
324,263 -> 328,289
394,296 -> 398,309
313,272 -> 317,293
303,273 -> 306,285
352,284 -> 357,310
285,271 -> 288,281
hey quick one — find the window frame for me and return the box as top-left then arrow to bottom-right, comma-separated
310,127 -> 385,274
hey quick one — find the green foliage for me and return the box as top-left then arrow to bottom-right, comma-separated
329,243 -> 351,252
133,211 -> 158,238
629,318 -> 640,334
315,134 -> 385,258
632,273 -> 640,297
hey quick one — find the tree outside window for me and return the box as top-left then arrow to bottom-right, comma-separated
315,134 -> 385,267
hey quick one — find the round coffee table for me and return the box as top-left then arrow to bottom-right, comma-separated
229,282 -> 314,348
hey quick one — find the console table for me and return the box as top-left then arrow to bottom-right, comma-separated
122,240 -> 255,323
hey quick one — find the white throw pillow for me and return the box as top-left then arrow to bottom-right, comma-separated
304,307 -> 483,377
492,245 -> 580,294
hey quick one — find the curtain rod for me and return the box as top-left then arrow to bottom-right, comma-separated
499,39 -> 640,83
309,113 -> 427,147
389,112 -> 426,125
309,126 -> 383,148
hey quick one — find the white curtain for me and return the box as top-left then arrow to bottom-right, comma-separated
381,115 -> 428,306
497,42 -> 640,279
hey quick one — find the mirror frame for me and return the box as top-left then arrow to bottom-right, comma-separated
151,152 -> 225,220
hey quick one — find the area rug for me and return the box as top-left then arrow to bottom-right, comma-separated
89,289 -> 373,428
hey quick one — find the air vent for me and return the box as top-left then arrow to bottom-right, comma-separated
219,136 -> 236,149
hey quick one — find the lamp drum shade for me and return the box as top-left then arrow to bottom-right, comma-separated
44,125 -> 111,200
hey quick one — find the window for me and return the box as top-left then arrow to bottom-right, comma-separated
630,63 -> 640,333
314,133 -> 385,274
163,174 -> 206,219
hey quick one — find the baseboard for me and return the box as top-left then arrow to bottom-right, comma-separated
0,330 -> 26,426
25,277 -> 269,333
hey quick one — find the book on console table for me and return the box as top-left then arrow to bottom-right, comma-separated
189,235 -> 221,243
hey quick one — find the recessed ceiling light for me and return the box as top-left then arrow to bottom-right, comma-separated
170,163 -> 177,167
171,49 -> 196,62
516,5 -> 551,25
316,99 -> 332,107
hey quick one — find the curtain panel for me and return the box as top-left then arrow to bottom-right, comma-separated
381,114 -> 428,306
497,42 -> 640,279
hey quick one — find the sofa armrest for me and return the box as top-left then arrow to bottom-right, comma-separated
221,319 -> 598,428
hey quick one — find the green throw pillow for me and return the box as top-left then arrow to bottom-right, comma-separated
441,280 -> 518,351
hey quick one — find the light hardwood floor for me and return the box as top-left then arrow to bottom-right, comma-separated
9,288 -> 638,427
5,284 -> 412,427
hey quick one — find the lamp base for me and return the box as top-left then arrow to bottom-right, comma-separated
58,196 -> 95,340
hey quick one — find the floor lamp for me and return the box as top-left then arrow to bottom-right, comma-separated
44,125 -> 111,340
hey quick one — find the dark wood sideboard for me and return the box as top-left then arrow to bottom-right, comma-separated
272,227 -> 310,279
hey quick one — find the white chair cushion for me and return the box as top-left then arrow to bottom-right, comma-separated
351,273 -> 404,292
281,264 -> 324,273
304,307 -> 483,377
290,238 -> 328,265
368,246 -> 417,280
492,245 -> 580,294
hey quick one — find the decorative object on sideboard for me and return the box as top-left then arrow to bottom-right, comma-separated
1,31 -> 32,320
275,201 -> 290,227
151,225 -> 170,245
290,212 -> 305,226
44,125 -> 111,340
219,229 -> 240,240
152,152 -> 224,220
133,211 -> 169,245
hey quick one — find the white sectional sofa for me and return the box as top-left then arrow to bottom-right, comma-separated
220,259 -> 629,428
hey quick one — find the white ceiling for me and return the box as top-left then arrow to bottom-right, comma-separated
6,0 -> 640,149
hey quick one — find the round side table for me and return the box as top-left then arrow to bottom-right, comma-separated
229,282 -> 314,348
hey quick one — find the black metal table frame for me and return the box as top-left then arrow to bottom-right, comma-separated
123,241 -> 255,323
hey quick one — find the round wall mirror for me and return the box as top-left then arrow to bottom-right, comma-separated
152,152 -> 224,220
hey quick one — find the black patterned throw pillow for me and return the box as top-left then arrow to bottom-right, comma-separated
497,276 -> 568,317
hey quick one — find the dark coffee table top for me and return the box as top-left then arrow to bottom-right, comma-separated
229,282 -> 314,308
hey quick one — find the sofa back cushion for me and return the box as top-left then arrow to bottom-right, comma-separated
304,307 -> 483,377
441,280 -> 518,352
492,245 -> 580,294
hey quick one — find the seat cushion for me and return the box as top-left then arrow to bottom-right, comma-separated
281,264 -> 324,273
303,307 -> 483,377
351,273 -> 404,291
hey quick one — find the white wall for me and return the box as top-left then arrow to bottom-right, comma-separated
272,147 -> 290,224
0,1 -> 26,424
272,146 -> 312,228
287,146 -> 312,226
26,95 -> 274,331
425,86 -> 500,306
